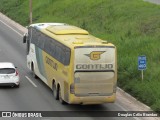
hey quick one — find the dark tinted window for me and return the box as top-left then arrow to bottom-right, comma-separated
0,68 -> 15,74
30,27 -> 71,65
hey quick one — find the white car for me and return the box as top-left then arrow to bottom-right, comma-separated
0,62 -> 20,88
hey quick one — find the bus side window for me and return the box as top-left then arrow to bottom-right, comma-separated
65,50 -> 70,65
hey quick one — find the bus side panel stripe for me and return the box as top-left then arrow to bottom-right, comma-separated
35,46 -> 46,78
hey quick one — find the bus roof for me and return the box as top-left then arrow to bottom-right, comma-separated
31,23 -> 88,35
46,25 -> 89,35
30,23 -> 114,48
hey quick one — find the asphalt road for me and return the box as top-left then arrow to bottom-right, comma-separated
0,14 -> 158,120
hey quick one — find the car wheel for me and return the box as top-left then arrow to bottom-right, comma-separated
15,84 -> 20,88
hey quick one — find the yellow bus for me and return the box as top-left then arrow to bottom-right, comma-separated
23,23 -> 117,104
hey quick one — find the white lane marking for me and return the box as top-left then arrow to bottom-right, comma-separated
25,76 -> 37,87
0,20 -> 23,37
115,103 -> 141,120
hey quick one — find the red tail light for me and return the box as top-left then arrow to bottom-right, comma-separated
16,70 -> 19,76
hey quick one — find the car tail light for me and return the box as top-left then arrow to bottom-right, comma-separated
16,70 -> 19,76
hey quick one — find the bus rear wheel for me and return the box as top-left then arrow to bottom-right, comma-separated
58,87 -> 66,104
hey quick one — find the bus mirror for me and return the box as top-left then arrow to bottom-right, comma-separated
23,34 -> 27,43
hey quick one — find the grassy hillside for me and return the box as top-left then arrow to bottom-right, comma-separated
0,0 -> 160,112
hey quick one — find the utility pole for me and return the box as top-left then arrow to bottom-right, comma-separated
29,0 -> 32,24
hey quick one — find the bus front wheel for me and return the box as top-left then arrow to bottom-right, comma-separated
31,63 -> 38,79
53,83 -> 58,100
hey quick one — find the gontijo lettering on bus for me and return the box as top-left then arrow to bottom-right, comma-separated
76,64 -> 113,70
45,56 -> 58,71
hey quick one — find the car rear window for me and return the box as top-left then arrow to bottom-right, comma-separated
0,68 -> 15,74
